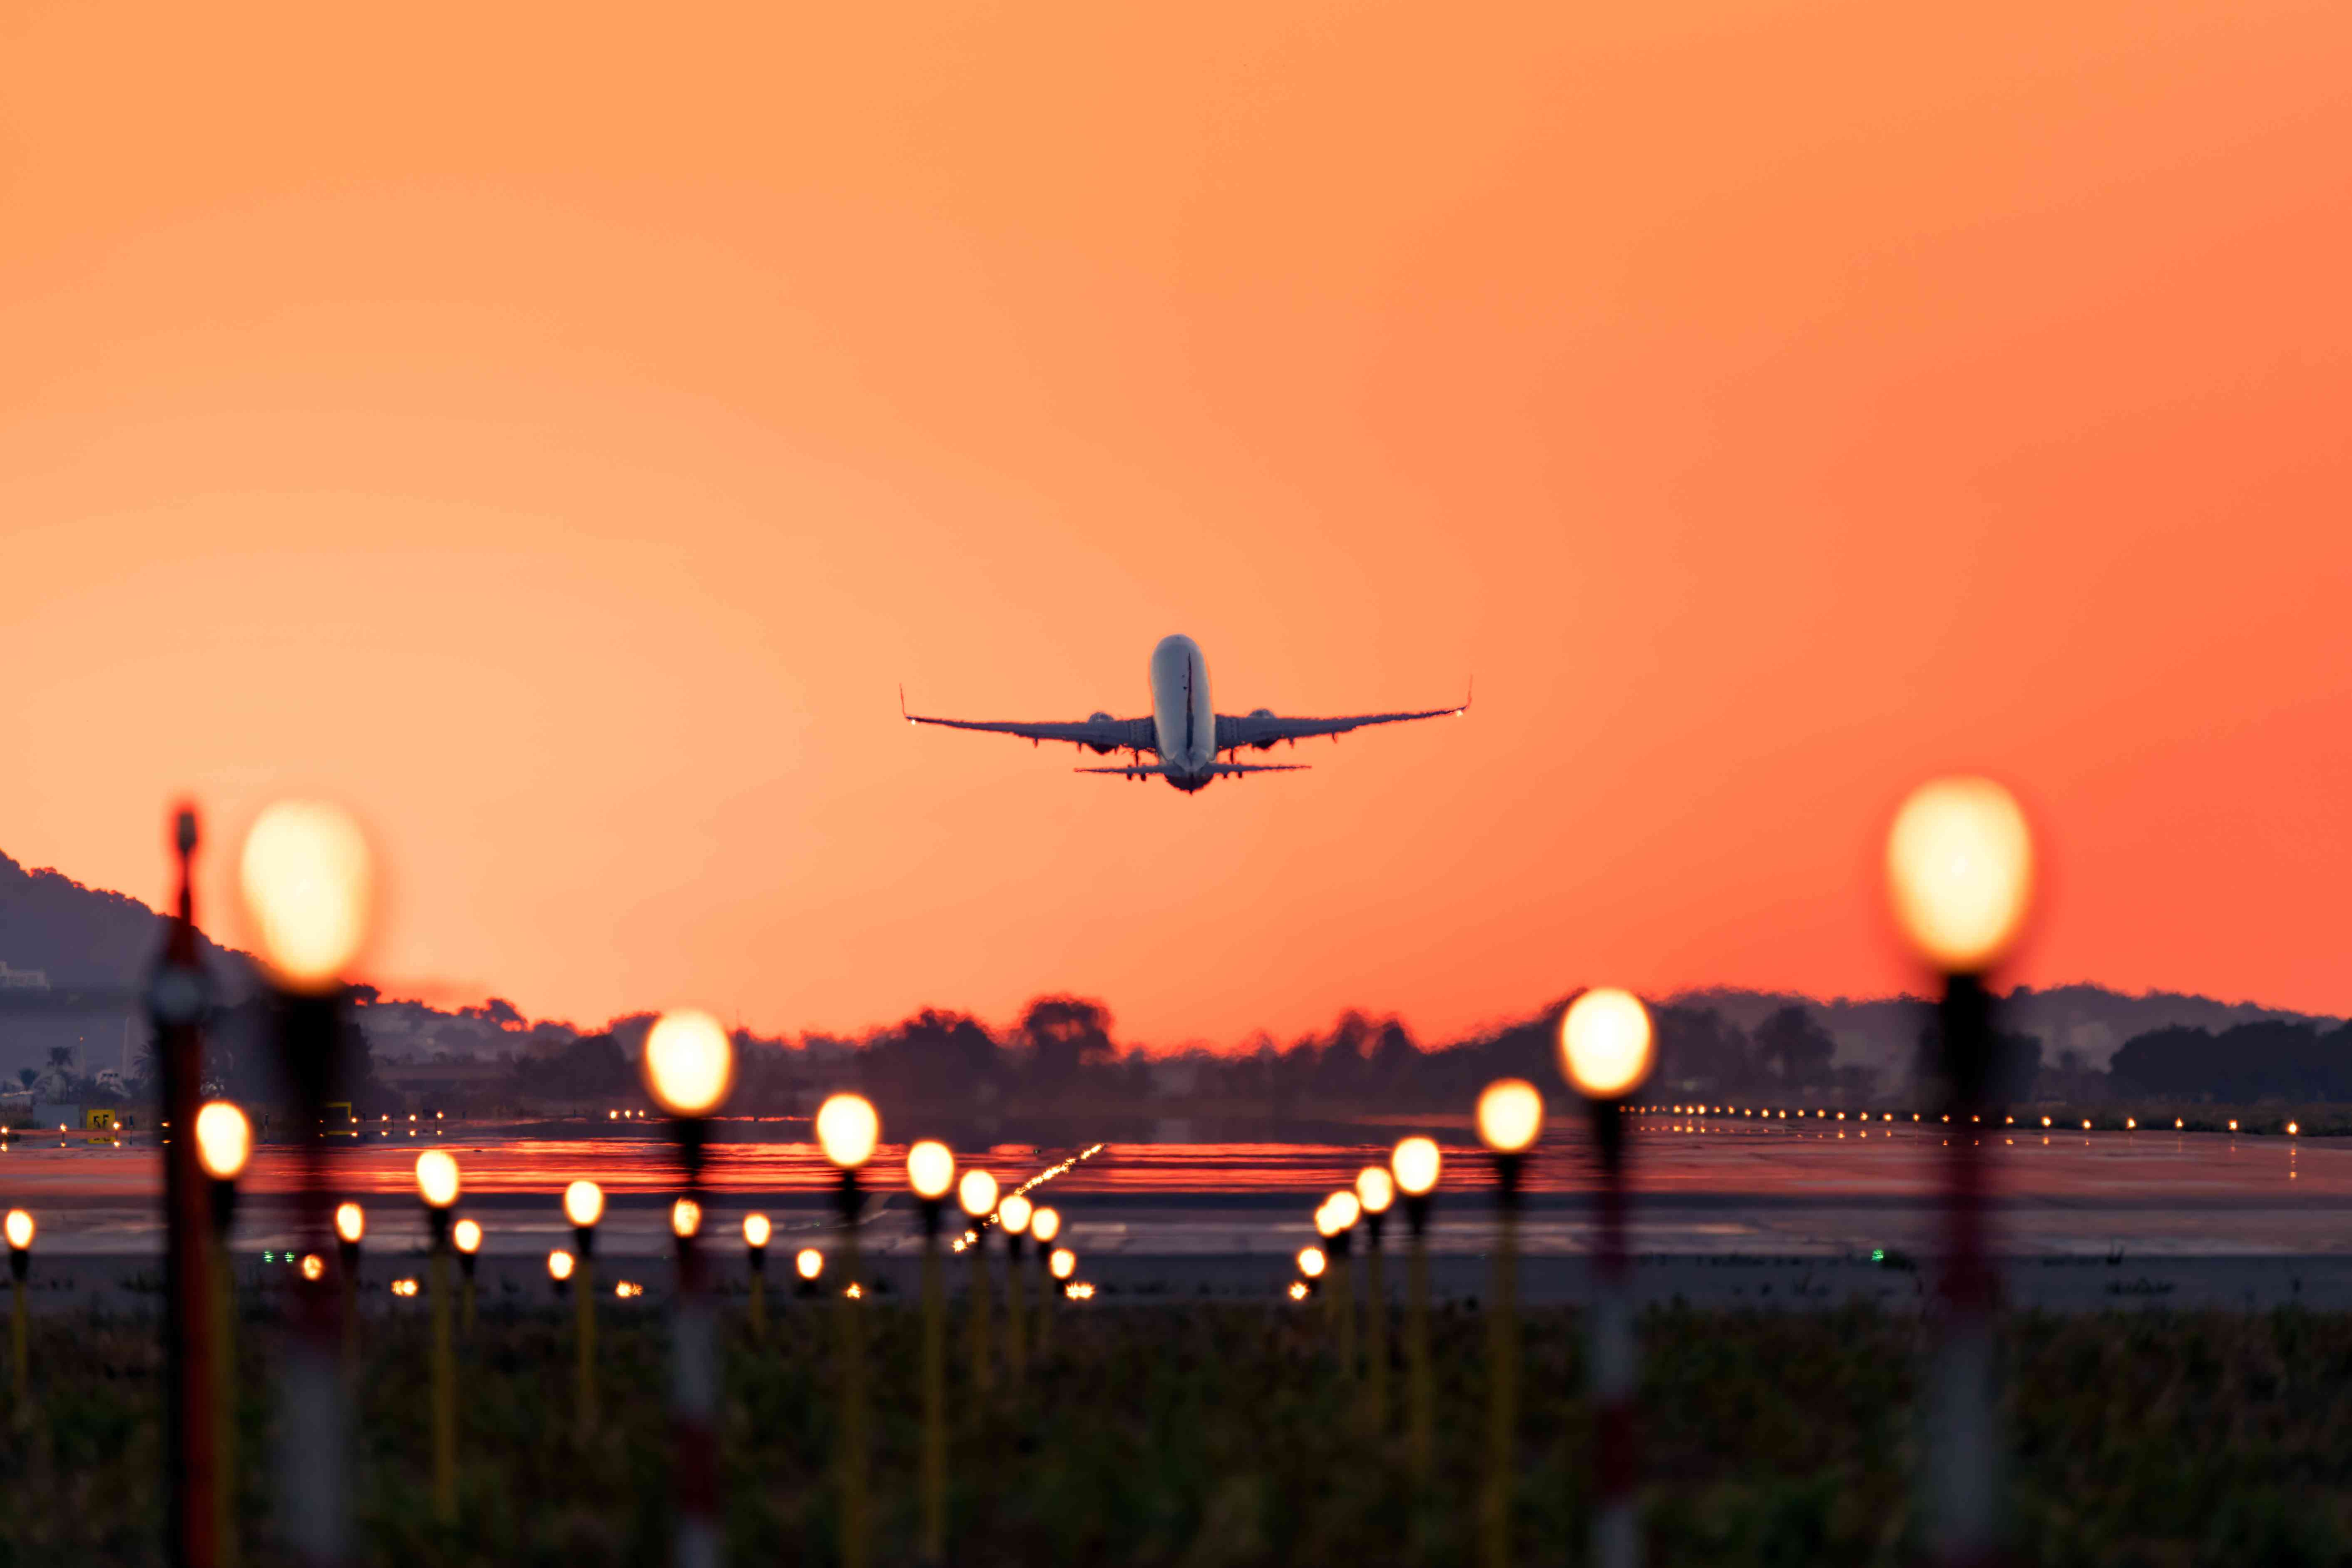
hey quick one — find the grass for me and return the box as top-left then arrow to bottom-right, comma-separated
3,1295 -> 2349,1566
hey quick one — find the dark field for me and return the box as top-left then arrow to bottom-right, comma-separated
5,1295 -> 2350,1567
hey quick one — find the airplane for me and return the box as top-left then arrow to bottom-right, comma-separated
902,633 -> 1468,793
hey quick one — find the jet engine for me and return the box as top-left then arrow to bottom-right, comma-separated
1247,708 -> 1278,750
1086,713 -> 1119,754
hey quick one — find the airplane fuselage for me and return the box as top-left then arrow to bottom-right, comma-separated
1149,634 -> 1218,791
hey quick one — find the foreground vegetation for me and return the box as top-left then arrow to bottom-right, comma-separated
3,1298 -> 2348,1566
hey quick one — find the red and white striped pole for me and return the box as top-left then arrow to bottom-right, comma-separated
1560,989 -> 1658,1568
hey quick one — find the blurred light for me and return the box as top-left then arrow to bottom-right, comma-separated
194,1101 -> 253,1181
238,800 -> 375,992
671,1198 -> 703,1239
1049,1247 -> 1075,1280
2126,1118 -> 2137,1130
845,1283 -> 863,1300
1067,1282 -> 1094,1301
3,1210 -> 30,1250
1559,989 -> 1656,1099
300,1253 -> 325,1282
563,1180 -> 605,1229
1325,1190 -> 1362,1231
2287,1122 -> 2300,1136
1475,1078 -> 1543,1154
1288,1281 -> 1309,1301
957,1169 -> 999,1218
999,1194 -> 1034,1235
907,1140 -> 956,1199
815,1093 -> 880,1169
1313,1203 -> 1342,1239
743,1213 -> 772,1249
452,1219 -> 482,1255
2229,1120 -> 2240,1132
1297,1246 -> 1326,1279
2082,1120 -> 2092,1131
1392,1136 -> 1441,1196
2175,1119 -> 2184,1130
334,1203 -> 365,1245
414,1150 -> 461,1209
641,1009 -> 735,1117
2042,1116 -> 2052,1128
390,1277 -> 419,1297
1884,777 -> 2035,973
796,1248 -> 824,1281
548,1249 -> 574,1282
1029,1206 -> 1062,1244
615,1280 -> 643,1299
1355,1166 -> 1395,1215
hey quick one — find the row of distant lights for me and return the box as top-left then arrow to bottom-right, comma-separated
1643,1106 -> 2299,1136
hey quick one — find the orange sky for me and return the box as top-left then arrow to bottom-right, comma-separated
3,0 -> 2348,1044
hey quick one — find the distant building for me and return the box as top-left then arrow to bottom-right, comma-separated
0,962 -> 50,991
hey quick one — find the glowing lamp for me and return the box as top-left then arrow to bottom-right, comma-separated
907,1140 -> 956,1199
957,1169 -> 999,1218
194,1101 -> 253,1181
1314,1203 -> 1343,1239
1885,777 -> 2035,973
334,1203 -> 365,1245
1559,989 -> 1656,1100
1392,1136 -> 1442,1196
413,1150 -> 460,1209
1475,1078 -> 1544,1154
1298,1246 -> 1327,1279
1029,1206 -> 1062,1244
238,801 -> 375,992
548,1249 -> 574,1282
671,1198 -> 703,1239
815,1093 -> 880,1169
4,1210 -> 31,1250
563,1180 -> 605,1229
999,1194 -> 1033,1235
796,1248 -> 824,1281
1048,1247 -> 1075,1280
1325,1190 -> 1362,1231
1355,1166 -> 1395,1214
452,1219 -> 482,1255
641,1009 -> 734,1117
743,1213 -> 772,1248
300,1253 -> 325,1282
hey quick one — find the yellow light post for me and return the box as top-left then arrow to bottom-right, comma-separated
815,1092 -> 880,1568
906,1140 -> 957,1567
452,1220 -> 482,1337
1048,1247 -> 1076,1297
1474,1078 -> 1543,1568
562,1179 -> 604,1434
644,1009 -> 736,1568
1355,1166 -> 1395,1431
957,1169 -> 1000,1394
742,1214 -> 772,1340
240,799 -> 373,1568
1559,989 -> 1658,1568
334,1202 -> 366,1351
997,1193 -> 1034,1388
1391,1135 -> 1442,1481
195,1100 -> 252,1566
796,1248 -> 825,1294
6,1209 -> 31,1413
413,1151 -> 462,1524
548,1249 -> 574,1300
1029,1206 -> 1062,1358
1296,1244 -> 1327,1293
1318,1190 -> 1362,1374
1887,777 -> 2035,1568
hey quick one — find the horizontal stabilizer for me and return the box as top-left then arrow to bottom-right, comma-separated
1074,761 -> 1312,778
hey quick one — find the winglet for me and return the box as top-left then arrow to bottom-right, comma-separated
899,683 -> 910,724
1458,675 -> 1473,716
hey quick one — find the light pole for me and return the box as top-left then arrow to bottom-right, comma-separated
906,1140 -> 957,1567
1028,1206 -> 1062,1358
151,807 -> 220,1568
1474,1077 -> 1543,1568
6,1209 -> 30,1413
1318,1190 -> 1362,1374
1887,777 -> 2035,1568
742,1214 -> 772,1341
194,1102 -> 252,1567
642,1009 -> 736,1568
238,799 -> 373,1568
1047,1247 -> 1076,1300
548,1249 -> 574,1301
452,1220 -> 482,1337
333,1203 -> 365,1352
1559,989 -> 1659,1568
815,1093 -> 881,1568
562,1179 -> 604,1434
1390,1135 -> 1442,1482
796,1248 -> 825,1296
1295,1244 -> 1326,1297
1354,1167 -> 1395,1431
957,1169 -> 1000,1395
413,1151 -> 462,1525
997,1193 -> 1033,1388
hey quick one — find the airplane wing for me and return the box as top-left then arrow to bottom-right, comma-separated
1214,689 -> 1469,750
901,688 -> 1156,753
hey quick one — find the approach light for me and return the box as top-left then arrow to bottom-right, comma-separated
4,1210 -> 30,1250
1475,1078 -> 1543,1153
815,1093 -> 880,1169
1297,1246 -> 1327,1279
238,800 -> 375,992
671,1198 -> 702,1238
743,1213 -> 772,1248
957,1169 -> 999,1218
452,1219 -> 482,1255
907,1140 -> 956,1200
563,1180 -> 605,1228
1559,989 -> 1656,1099
796,1248 -> 824,1281
1029,1206 -> 1062,1244
641,1009 -> 734,1117
1355,1166 -> 1395,1214
548,1249 -> 574,1282
194,1101 -> 253,1181
1392,1136 -> 1441,1196
999,1194 -> 1034,1235
334,1203 -> 365,1245
1048,1247 -> 1076,1280
1325,1190 -> 1362,1231
1885,777 -> 2035,973
414,1150 -> 460,1209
